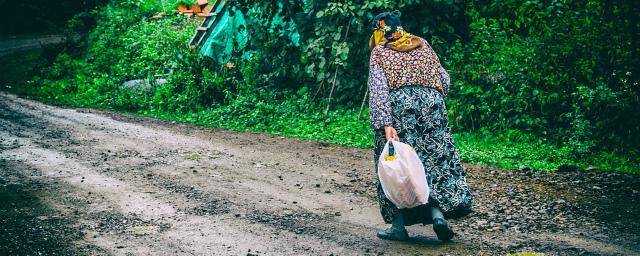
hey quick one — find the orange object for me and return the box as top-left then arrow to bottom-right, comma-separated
197,13 -> 207,18
177,3 -> 188,12
197,0 -> 208,5
189,4 -> 201,13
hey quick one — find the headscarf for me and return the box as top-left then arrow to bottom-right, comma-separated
368,11 -> 424,52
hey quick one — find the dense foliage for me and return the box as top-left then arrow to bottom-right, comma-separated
22,0 -> 639,172
452,1 -> 640,155
235,0 -> 640,154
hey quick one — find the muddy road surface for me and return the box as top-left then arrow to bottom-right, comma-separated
1,93 -> 639,255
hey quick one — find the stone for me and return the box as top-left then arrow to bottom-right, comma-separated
120,79 -> 168,91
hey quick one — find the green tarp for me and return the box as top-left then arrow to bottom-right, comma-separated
198,6 -> 249,63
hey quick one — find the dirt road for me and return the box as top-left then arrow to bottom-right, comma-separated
1,93 -> 639,255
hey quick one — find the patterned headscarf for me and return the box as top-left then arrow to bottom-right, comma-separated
369,11 -> 422,51
371,11 -> 404,42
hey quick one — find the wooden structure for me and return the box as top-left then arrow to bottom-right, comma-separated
188,0 -> 227,48
177,0 -> 219,18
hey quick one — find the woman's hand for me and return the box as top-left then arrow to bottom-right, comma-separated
384,126 -> 400,141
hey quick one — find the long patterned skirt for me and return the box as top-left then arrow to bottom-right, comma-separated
374,85 -> 473,226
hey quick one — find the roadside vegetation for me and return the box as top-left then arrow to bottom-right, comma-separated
5,0 -> 638,173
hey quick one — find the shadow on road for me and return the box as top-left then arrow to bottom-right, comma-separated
0,159 -> 81,255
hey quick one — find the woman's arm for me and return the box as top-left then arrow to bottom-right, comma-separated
368,49 -> 399,141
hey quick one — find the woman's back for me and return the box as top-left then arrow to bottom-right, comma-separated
370,38 -> 446,94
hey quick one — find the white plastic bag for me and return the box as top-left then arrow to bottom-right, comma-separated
377,140 -> 429,209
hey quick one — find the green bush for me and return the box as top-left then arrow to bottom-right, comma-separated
448,1 -> 639,153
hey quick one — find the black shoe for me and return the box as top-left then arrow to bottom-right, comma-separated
433,218 -> 454,241
377,227 -> 409,241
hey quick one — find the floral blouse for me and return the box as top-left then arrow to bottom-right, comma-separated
368,38 -> 451,130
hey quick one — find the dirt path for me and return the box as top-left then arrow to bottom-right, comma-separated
0,93 -> 638,256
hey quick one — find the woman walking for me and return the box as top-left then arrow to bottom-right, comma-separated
368,11 -> 473,241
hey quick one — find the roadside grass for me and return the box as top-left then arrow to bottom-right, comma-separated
131,94 -> 638,174
454,131 -> 638,173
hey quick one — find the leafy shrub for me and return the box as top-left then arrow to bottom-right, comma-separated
448,0 -> 639,153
